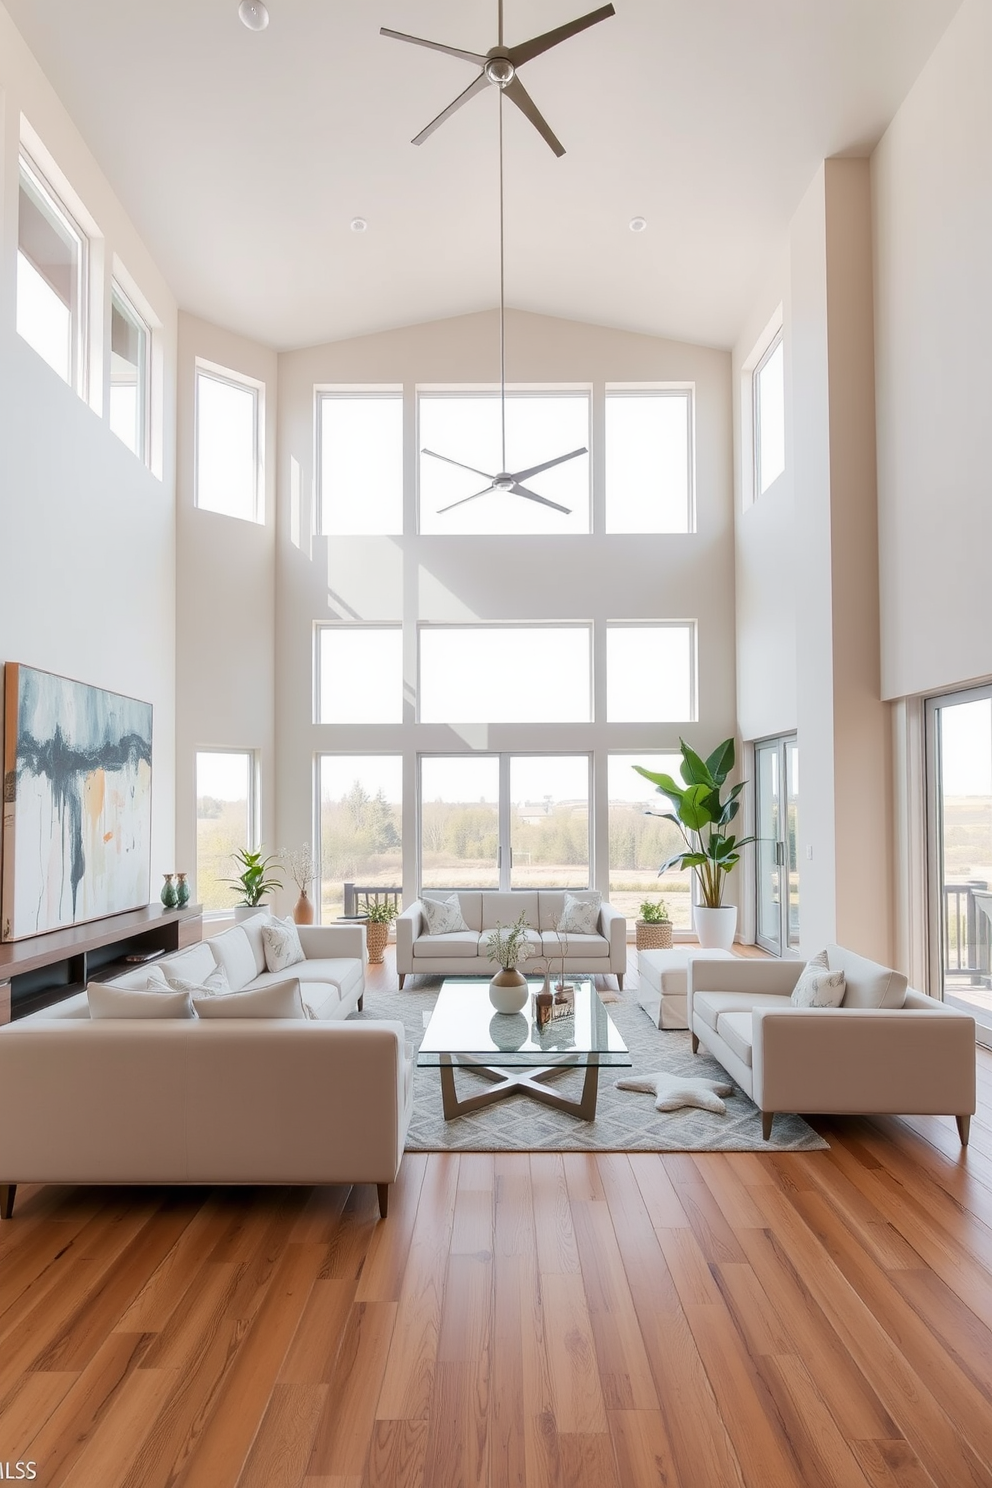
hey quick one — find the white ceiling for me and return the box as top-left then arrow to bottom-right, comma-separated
6,0 -> 960,351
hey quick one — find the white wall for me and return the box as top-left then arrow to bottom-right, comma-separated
873,0 -> 992,702
0,3 -> 178,900
273,309 -> 736,916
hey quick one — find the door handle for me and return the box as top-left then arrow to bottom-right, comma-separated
774,841 -> 785,866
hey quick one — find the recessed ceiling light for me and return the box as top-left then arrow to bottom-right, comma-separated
351,218 -> 368,233
629,216 -> 647,233
238,1 -> 269,31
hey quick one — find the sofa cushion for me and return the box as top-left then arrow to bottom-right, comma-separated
237,913 -> 276,976
791,950 -> 846,1008
827,944 -> 908,1009
481,892 -> 539,931
453,892 -> 483,932
421,895 -> 471,935
540,931 -> 609,959
716,1010 -> 755,1067
262,917 -> 306,973
693,990 -> 793,1034
483,925 -> 542,961
87,982 -> 195,1020
413,931 -> 484,959
208,925 -> 259,990
106,963 -> 171,991
156,943 -> 222,987
193,979 -> 310,1020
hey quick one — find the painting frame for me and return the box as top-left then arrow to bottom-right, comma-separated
2,663 -> 153,942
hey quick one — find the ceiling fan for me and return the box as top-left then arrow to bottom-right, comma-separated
385,2 -> 611,517
381,1 -> 616,158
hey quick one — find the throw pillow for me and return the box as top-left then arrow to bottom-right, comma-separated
261,917 -> 306,973
106,964 -> 171,991
192,979 -> 309,1020
790,949 -> 847,1008
87,983 -> 195,1020
165,965 -> 230,998
557,891 -> 602,936
421,894 -> 470,936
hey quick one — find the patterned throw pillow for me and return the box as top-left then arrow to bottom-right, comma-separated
166,966 -> 230,998
557,892 -> 602,936
261,917 -> 306,973
421,894 -> 470,935
790,949 -> 847,1008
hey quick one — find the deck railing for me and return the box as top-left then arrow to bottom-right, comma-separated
342,883 -> 403,917
943,880 -> 991,986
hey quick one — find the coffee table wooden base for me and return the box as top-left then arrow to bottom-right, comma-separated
439,1055 -> 600,1121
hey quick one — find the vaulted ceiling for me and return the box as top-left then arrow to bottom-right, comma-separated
6,0 -> 961,350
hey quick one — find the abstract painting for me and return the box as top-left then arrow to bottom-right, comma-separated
2,664 -> 152,941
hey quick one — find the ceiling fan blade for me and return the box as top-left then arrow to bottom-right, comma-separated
511,483 -> 572,514
501,76 -> 565,157
421,447 -> 495,480
411,72 -> 490,145
511,446 -> 588,482
379,28 -> 488,67
508,4 -> 616,69
438,485 -> 497,513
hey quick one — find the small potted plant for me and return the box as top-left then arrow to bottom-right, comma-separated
360,897 -> 397,965
226,847 -> 282,921
485,912 -> 534,1013
282,843 -> 317,925
635,897 -> 672,951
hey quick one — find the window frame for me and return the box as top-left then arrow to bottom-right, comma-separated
417,622 -> 594,725
110,279 -> 151,464
17,149 -> 88,395
604,384 -> 695,534
604,620 -> 697,723
194,358 -> 264,523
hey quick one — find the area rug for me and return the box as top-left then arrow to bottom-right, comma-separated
352,983 -> 829,1153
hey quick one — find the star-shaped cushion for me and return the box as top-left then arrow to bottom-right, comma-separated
615,1070 -> 735,1114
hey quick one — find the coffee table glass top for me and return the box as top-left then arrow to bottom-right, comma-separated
417,978 -> 631,1069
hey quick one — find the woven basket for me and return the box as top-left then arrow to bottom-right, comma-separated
365,921 -> 390,965
635,919 -> 673,951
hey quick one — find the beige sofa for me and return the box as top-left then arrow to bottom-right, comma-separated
688,946 -> 976,1141
0,915 -> 414,1221
395,890 -> 627,988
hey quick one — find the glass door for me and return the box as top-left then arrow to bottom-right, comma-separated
754,736 -> 799,955
420,756 -> 500,890
509,756 -> 590,889
926,688 -> 992,1038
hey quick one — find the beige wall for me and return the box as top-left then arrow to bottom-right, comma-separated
873,0 -> 992,703
0,3 -> 178,888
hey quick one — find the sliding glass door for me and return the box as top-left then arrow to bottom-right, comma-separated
754,736 -> 799,956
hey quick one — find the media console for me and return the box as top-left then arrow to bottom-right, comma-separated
0,904 -> 203,1023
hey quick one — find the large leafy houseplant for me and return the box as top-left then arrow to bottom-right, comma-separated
227,847 -> 282,907
634,739 -> 754,909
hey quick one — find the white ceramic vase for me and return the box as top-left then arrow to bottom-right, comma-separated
694,904 -> 737,950
489,967 -> 529,1014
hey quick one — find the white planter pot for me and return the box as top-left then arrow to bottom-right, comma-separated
694,905 -> 737,951
234,904 -> 270,923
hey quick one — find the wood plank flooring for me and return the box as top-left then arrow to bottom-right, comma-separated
3,949 -> 992,1487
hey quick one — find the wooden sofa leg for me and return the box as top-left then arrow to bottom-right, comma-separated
0,1184 -> 15,1220
761,1112 -> 774,1141
956,1114 -> 971,1146
357,994 -> 364,1011
398,974 -> 406,990
690,1033 -> 699,1054
377,1183 -> 389,1219
617,974 -> 624,990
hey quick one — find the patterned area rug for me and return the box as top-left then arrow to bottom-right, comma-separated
353,981 -> 829,1153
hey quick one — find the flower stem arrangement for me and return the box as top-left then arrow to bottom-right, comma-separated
486,913 -> 534,1012
226,847 -> 282,908
280,843 -> 316,925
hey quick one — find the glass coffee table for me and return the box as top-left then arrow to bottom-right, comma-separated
418,977 -> 631,1121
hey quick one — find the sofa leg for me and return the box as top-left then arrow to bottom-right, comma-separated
377,1183 -> 389,1219
690,1033 -> 699,1054
617,974 -> 624,991
0,1184 -> 15,1220
956,1114 -> 971,1146
398,974 -> 406,990
358,994 -> 364,1011
761,1112 -> 774,1141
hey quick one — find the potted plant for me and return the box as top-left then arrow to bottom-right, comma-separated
282,843 -> 317,925
485,912 -> 534,1013
635,897 -> 672,951
634,738 -> 754,951
360,896 -> 397,965
226,847 -> 282,921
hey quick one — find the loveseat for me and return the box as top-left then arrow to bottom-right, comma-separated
0,914 -> 414,1221
687,945 -> 976,1141
395,890 -> 626,988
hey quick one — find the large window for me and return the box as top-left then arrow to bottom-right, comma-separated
754,332 -> 785,496
318,391 -> 403,535
420,626 -> 591,724
319,756 -> 402,920
195,362 -> 262,521
110,283 -> 150,461
605,389 -> 692,533
607,754 -> 692,928
317,627 -> 403,724
195,751 -> 255,914
419,391 -> 590,535
606,624 -> 695,722
17,153 -> 86,390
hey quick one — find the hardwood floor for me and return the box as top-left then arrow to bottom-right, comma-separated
3,949 -> 992,1487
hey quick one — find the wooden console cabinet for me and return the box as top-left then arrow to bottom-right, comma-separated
0,905 -> 203,1023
